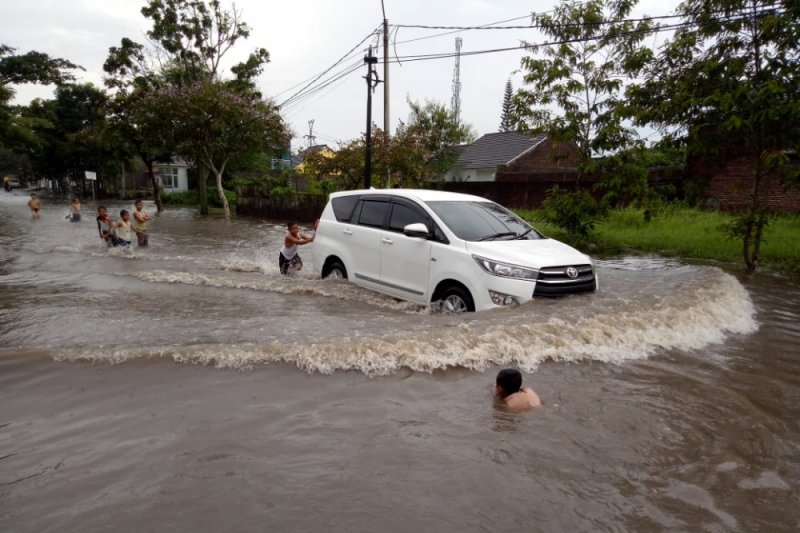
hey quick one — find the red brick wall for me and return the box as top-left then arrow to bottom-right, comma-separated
502,139 -> 579,174
690,157 -> 800,212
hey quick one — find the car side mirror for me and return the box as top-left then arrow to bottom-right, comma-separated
403,222 -> 430,238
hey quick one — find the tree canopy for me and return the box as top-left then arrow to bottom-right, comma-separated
627,0 -> 800,273
104,0 -> 283,215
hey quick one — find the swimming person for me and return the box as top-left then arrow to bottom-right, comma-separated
96,206 -> 119,247
133,199 -> 152,247
69,198 -> 81,222
495,369 -> 541,411
28,193 -> 41,219
279,222 -> 314,274
114,209 -> 134,247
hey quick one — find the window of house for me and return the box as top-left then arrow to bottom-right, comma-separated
160,166 -> 179,189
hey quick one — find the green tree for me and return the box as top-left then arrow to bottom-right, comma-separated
23,84 -> 118,195
148,80 -> 287,218
511,0 -> 653,236
627,0 -> 800,273
0,44 -> 82,160
499,79 -> 513,132
390,98 -> 475,186
104,0 -> 274,214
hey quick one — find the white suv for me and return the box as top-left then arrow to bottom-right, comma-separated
313,189 -> 596,313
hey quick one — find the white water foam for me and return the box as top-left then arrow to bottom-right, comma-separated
120,269 -> 423,311
55,269 -> 757,375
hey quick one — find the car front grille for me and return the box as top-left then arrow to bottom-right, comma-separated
533,264 -> 596,296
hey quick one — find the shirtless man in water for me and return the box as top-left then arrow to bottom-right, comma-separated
495,368 -> 541,411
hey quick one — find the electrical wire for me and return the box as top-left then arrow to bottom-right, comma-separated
392,13 -> 692,31
277,25 -> 380,108
380,11 -> 768,65
281,60 -> 363,112
392,14 -> 535,46
282,29 -> 383,110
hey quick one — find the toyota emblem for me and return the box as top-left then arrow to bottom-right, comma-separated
566,267 -> 579,279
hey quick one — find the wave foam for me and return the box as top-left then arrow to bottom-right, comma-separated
56,269 -> 757,375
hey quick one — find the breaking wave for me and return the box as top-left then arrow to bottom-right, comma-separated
55,269 -> 757,375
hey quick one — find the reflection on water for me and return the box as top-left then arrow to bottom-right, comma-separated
1,190 -> 799,532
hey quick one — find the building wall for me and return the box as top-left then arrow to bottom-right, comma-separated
690,156 -> 800,212
444,166 -> 498,182
499,139 -> 580,179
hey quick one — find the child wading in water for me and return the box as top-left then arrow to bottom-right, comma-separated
113,210 -> 135,247
96,206 -> 119,247
68,197 -> 81,222
279,222 -> 314,274
28,193 -> 41,219
133,199 -> 152,247
495,369 -> 541,411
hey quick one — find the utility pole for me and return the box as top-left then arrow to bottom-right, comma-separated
383,18 -> 391,188
451,37 -> 463,124
363,46 -> 380,189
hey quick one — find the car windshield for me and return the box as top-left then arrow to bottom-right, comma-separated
425,200 -> 544,241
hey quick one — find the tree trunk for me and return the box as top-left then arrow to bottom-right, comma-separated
213,169 -> 230,219
197,165 -> 209,215
149,171 -> 163,212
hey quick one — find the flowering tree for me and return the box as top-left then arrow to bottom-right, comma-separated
104,0 -> 275,214
149,81 -> 286,218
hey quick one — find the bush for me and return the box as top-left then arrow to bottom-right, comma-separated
537,186 -> 608,239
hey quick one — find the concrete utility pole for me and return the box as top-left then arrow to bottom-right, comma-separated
363,46 -> 380,189
383,18 -> 391,188
451,37 -> 463,124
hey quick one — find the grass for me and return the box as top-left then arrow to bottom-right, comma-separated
515,206 -> 800,274
161,189 -> 237,210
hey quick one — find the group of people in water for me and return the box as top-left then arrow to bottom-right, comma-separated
96,200 -> 152,247
26,192 -> 152,248
22,193 -> 542,410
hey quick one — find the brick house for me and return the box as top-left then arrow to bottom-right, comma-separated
443,131 -> 578,182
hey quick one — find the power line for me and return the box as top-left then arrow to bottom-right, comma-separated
277,25 -> 380,108
393,12 -> 690,31
380,12 -> 763,65
393,14 -> 535,45
281,61 -> 364,112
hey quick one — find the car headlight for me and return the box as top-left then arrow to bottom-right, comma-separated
473,255 -> 538,280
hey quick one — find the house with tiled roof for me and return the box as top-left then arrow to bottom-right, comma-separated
443,131 -> 578,182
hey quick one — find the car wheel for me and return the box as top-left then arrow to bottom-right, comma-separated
324,260 -> 347,280
439,286 -> 474,314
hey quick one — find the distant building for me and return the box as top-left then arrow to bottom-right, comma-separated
444,131 -> 577,182
155,158 -> 191,193
294,144 -> 335,173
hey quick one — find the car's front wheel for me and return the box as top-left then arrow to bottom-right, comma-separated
438,285 -> 474,314
323,259 -> 348,280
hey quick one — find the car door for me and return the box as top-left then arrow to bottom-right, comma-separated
378,199 -> 433,303
349,198 -> 390,288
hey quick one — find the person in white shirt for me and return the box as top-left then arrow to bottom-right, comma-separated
279,222 -> 314,274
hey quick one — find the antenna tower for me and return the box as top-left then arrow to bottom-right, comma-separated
304,119 -> 316,148
450,37 -> 462,123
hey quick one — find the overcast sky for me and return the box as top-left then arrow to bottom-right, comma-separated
1,0 -> 676,151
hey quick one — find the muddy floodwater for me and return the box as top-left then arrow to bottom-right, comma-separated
1,192 -> 799,532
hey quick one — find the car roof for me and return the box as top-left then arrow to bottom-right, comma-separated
329,188 -> 492,203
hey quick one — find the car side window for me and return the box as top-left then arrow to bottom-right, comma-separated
331,196 -> 359,222
357,200 -> 389,228
388,201 -> 449,244
388,202 -> 427,232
